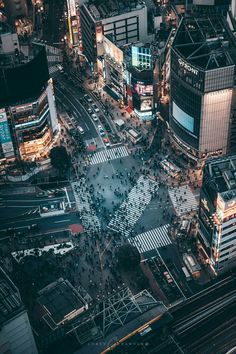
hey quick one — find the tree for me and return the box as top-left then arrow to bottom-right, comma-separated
49,146 -> 71,173
116,244 -> 141,271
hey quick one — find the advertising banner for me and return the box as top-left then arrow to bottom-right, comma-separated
0,109 -> 14,157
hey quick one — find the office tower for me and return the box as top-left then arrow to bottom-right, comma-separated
80,0 -> 148,64
169,15 -> 236,164
198,155 -> 236,274
0,267 -> 38,354
0,36 -> 58,161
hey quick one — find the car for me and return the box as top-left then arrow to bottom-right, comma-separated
54,190 -> 65,197
103,137 -> 110,147
104,123 -> 111,133
28,224 -> 39,231
84,94 -> 93,103
109,134 -> 119,144
92,104 -> 99,113
36,191 -> 48,198
87,107 -> 93,114
91,113 -> 98,121
78,126 -> 85,134
98,125 -> 105,136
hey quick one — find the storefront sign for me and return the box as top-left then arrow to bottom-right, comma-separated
178,58 -> 198,75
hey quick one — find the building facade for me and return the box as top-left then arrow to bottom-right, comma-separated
80,0 -> 148,65
3,0 -> 28,21
198,155 -> 236,274
0,267 -> 38,354
169,16 -> 236,163
0,44 -> 58,161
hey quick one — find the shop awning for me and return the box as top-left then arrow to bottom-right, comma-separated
125,106 -> 133,114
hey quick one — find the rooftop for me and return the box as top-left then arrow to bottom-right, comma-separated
37,278 -> 87,329
73,288 -> 167,354
0,267 -> 24,326
204,154 -> 236,201
86,0 -> 146,21
0,22 -> 13,36
172,15 -> 236,70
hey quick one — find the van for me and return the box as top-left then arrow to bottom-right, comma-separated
78,126 -> 84,134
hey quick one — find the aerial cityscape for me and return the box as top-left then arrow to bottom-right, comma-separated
1,0 -> 236,353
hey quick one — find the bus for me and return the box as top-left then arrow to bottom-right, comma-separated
182,266 -> 191,282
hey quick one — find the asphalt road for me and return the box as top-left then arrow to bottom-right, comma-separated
0,211 -> 80,238
55,77 -> 100,141
42,0 -> 64,44
0,187 -> 75,221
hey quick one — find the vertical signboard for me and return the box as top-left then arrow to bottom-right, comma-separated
0,109 -> 14,158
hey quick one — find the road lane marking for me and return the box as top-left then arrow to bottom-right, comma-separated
54,219 -> 71,223
64,187 -> 71,208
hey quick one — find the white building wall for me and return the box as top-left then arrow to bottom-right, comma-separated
232,0 -> 236,18
199,89 -> 233,154
46,80 -> 58,133
0,33 -> 19,54
101,5 -> 148,46
0,311 -> 38,354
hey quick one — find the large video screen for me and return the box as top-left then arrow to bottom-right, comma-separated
173,101 -> 194,133
0,48 -> 49,106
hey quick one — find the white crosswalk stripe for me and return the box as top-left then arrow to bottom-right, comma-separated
49,65 -> 59,75
71,179 -> 101,232
128,224 -> 171,253
47,54 -> 63,63
107,175 -> 159,238
21,208 -> 39,217
168,184 -> 198,216
88,146 -> 129,165
44,188 -> 65,194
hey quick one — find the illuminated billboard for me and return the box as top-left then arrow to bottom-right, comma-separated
134,83 -> 153,95
103,36 -> 123,66
131,46 -> 152,70
173,101 -> 194,133
140,96 -> 153,111
67,0 -> 76,17
0,109 -> 14,157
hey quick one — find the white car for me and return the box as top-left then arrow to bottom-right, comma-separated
87,107 -> 93,114
92,104 -> 99,113
84,94 -> 93,103
98,125 -> 105,136
91,113 -> 98,122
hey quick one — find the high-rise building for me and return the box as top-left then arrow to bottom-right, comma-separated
101,35 -> 155,121
3,0 -> 28,21
0,267 -> 38,354
198,154 -> 236,274
0,37 -> 59,162
80,0 -> 149,65
169,15 -> 236,164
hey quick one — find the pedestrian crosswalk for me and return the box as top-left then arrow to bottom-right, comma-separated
21,208 -> 39,217
47,54 -> 63,63
71,179 -> 101,232
87,146 -> 129,165
49,65 -> 60,76
168,185 -> 198,216
107,175 -> 159,238
128,224 -> 171,253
